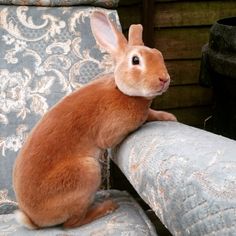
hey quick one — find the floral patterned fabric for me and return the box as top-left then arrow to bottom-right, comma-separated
0,0 -> 118,7
112,122 -> 236,236
0,190 -> 158,235
0,5 -> 118,209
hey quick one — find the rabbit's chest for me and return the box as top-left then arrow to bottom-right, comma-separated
96,105 -> 149,149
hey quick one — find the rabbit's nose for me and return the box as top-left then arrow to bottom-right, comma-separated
159,74 -> 170,83
159,77 -> 168,84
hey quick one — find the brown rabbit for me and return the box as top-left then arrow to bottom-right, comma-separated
13,11 -> 176,230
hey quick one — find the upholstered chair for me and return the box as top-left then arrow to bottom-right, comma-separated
0,1 -> 157,235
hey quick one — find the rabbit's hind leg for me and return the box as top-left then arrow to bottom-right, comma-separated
63,199 -> 118,228
32,156 -> 102,228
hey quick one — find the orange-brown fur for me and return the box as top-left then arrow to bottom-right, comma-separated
13,11 -> 176,229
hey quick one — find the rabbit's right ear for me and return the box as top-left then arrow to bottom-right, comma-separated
91,11 -> 127,59
128,24 -> 144,46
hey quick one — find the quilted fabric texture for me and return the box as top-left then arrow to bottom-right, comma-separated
0,6 -> 118,210
0,190 -> 157,235
0,0 -> 118,7
112,122 -> 236,236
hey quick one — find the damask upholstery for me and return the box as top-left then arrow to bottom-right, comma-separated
0,4 -> 117,206
0,190 -> 157,235
112,122 -> 236,236
0,0 -> 118,7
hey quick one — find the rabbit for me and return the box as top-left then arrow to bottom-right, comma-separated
13,11 -> 177,230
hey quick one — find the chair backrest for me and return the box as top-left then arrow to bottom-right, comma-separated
0,0 -> 120,214
0,0 -> 119,7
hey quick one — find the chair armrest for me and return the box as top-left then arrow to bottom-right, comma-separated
112,121 -> 236,235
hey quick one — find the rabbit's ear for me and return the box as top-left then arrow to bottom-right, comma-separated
91,11 -> 127,58
128,24 -> 144,46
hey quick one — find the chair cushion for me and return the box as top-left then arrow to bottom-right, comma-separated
0,0 -> 119,7
0,190 -> 157,235
0,5 -> 118,210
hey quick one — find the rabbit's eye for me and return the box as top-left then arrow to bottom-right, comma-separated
132,56 -> 140,65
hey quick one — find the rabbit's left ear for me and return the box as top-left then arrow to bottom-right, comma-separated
90,11 -> 127,59
128,24 -> 144,46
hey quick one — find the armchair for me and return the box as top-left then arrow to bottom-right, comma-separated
0,1 -> 157,235
0,1 -> 235,236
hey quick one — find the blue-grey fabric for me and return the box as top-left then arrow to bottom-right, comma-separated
0,190 -> 158,235
112,121 -> 236,236
0,5 -> 118,208
0,0 -> 118,7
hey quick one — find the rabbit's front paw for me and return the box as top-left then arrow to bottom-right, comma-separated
148,110 -> 177,122
162,112 -> 177,121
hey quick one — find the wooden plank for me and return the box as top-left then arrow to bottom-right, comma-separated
165,106 -> 212,128
118,1 -> 236,29
155,0 -> 182,2
154,1 -> 236,28
155,27 -> 210,60
118,5 -> 141,30
151,85 -> 213,109
118,0 -> 141,5
142,0 -> 155,47
166,60 -> 201,85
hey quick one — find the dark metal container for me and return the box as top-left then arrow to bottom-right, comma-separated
200,17 -> 236,140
